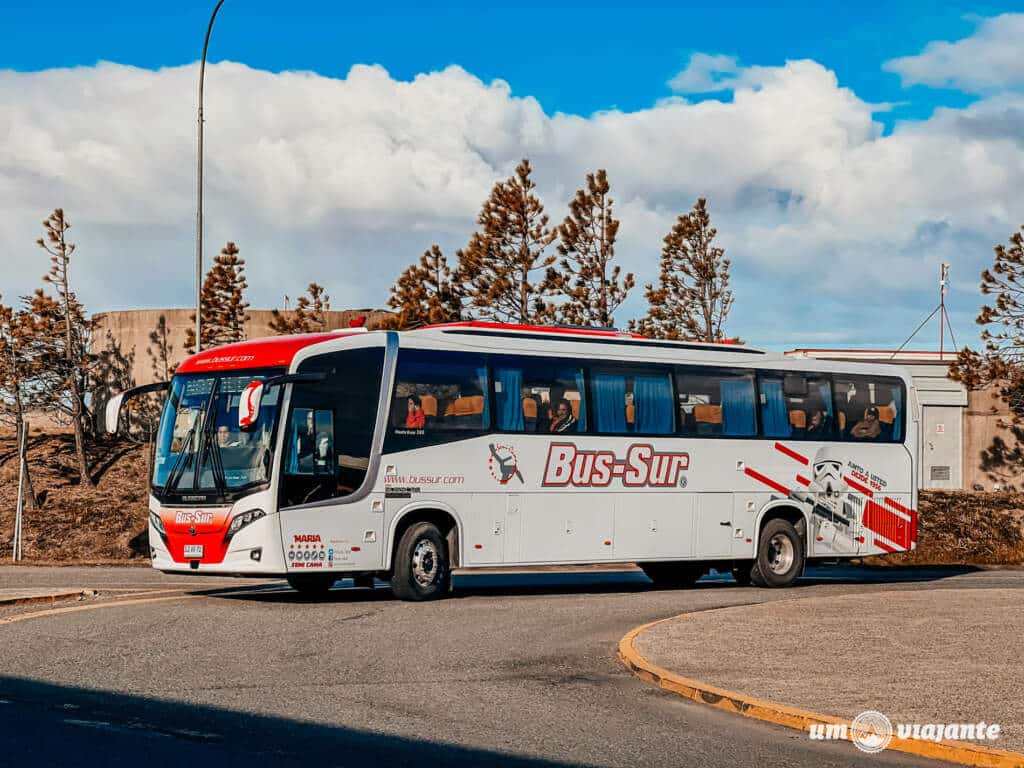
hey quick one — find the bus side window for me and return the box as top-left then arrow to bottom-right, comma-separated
387,349 -> 490,446
492,357 -> 586,434
676,369 -> 756,438
592,367 -> 673,435
759,374 -> 834,440
834,376 -> 904,443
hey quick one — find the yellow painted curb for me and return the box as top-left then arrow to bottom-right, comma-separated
619,615 -> 1024,768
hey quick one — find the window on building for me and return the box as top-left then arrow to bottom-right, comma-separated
279,347 -> 385,508
833,375 -> 904,443
675,369 -> 757,437
386,349 -> 490,447
591,367 -> 674,435
493,357 -> 586,434
758,373 -> 834,440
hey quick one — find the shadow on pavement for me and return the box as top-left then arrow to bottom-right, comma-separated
196,564 -> 979,604
0,676 -> 585,768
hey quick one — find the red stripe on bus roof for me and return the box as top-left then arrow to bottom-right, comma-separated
176,332 -> 361,373
423,321 -> 644,338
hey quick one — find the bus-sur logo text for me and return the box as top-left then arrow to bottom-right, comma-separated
542,443 -> 689,488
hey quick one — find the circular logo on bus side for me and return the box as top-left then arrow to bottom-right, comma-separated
488,443 -> 524,485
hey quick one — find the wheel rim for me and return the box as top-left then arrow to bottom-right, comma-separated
767,533 -> 795,575
411,539 -> 439,587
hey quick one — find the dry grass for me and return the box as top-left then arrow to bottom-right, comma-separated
0,431 -> 150,562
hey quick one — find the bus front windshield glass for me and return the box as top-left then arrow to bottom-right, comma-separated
152,370 -> 283,498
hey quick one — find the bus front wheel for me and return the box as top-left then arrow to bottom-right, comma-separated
390,521 -> 451,601
286,574 -> 337,597
639,562 -> 705,588
750,518 -> 804,588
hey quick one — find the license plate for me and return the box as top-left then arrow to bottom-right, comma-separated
183,544 -> 204,559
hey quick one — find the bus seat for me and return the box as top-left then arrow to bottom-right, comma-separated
522,397 -> 538,419
694,404 -> 722,436
626,404 -> 635,424
569,399 -> 580,419
789,410 -> 807,429
420,394 -> 437,418
522,397 -> 538,431
445,395 -> 485,425
877,405 -> 895,424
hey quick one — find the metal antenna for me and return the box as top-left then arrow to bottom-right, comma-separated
891,263 -> 954,360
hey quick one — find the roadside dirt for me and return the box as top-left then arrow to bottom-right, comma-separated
0,431 -> 149,562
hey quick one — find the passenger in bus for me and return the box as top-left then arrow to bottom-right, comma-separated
805,409 -> 829,439
405,395 -> 426,429
216,424 -> 242,448
849,406 -> 881,440
550,399 -> 577,433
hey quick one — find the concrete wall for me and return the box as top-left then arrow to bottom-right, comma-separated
92,307 -> 391,386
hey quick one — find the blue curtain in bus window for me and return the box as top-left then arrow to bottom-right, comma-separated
592,373 -> 627,433
571,368 -> 587,429
495,367 -> 524,431
890,384 -> 902,442
818,382 -> 833,420
721,379 -> 756,436
634,374 -> 674,434
477,364 -> 490,428
760,379 -> 791,438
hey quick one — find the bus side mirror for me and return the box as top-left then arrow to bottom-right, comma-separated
103,381 -> 170,434
239,381 -> 264,431
104,392 -> 126,435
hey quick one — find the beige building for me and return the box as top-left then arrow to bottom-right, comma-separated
92,307 -> 391,387
787,349 -> 1017,491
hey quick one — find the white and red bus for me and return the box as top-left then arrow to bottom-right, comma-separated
107,322 -> 918,600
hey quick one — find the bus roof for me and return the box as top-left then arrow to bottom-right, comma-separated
175,330 -> 368,374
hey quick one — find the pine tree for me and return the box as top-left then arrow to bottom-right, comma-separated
631,198 -> 733,342
549,169 -> 634,327
33,209 -> 95,486
383,246 -> 464,330
0,296 -> 38,509
950,225 -> 1024,417
459,159 -> 558,323
269,283 -> 331,335
185,242 -> 249,353
147,314 -> 176,380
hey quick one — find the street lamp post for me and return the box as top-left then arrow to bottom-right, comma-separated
195,0 -> 226,353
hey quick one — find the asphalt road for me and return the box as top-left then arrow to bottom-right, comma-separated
1,564 -> 1018,767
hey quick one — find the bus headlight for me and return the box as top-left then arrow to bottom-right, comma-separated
225,509 -> 266,540
149,511 -> 166,537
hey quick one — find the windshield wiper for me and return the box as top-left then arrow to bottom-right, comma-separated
164,420 -> 200,493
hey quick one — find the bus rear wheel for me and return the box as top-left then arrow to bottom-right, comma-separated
639,562 -> 705,588
286,574 -> 337,597
390,521 -> 451,601
750,518 -> 804,588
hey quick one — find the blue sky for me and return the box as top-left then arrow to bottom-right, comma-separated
3,2 -> 1024,350
2,1 -> 1004,125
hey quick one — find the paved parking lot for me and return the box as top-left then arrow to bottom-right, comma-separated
2,564 -> 1009,767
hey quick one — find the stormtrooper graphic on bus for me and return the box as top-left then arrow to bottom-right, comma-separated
792,446 -> 863,555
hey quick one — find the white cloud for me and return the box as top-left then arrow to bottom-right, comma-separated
884,14 -> 1024,93
668,53 -> 744,93
1,57 -> 1020,350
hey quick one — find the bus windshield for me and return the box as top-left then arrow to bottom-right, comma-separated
152,370 -> 284,500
